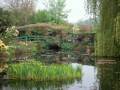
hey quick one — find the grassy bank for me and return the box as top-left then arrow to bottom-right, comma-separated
7,61 -> 81,81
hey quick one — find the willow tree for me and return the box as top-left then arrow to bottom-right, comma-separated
86,0 -> 120,57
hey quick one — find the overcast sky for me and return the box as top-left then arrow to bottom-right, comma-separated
0,0 -> 90,23
37,0 -> 91,23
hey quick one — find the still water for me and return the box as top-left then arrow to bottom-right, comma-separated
0,58 -> 120,90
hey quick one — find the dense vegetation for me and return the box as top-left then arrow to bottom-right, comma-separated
31,0 -> 68,24
86,0 -> 120,57
0,0 -> 68,27
8,61 -> 81,81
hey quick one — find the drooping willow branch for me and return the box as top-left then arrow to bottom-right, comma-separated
86,0 -> 120,57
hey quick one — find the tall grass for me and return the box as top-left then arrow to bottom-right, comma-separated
7,61 -> 81,81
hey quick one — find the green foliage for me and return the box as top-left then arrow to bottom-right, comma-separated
48,0 -> 68,24
0,8 -> 13,34
8,42 -> 37,61
7,61 -> 82,81
31,0 -> 68,24
1,0 -> 35,25
0,26 -> 19,62
61,42 -> 74,51
86,0 -> 120,57
30,10 -> 51,23
1,26 -> 19,44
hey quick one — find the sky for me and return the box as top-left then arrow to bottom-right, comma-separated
0,0 -> 90,23
37,0 -> 91,23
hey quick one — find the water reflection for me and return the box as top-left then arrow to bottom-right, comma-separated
0,58 -> 120,90
97,59 -> 120,90
81,65 -> 98,90
0,79 -> 82,90
0,80 -> 79,90
0,64 -> 97,90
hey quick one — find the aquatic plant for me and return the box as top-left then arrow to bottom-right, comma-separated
7,61 -> 81,81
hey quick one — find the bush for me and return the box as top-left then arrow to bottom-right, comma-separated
8,41 -> 37,60
0,40 -> 8,62
61,42 -> 74,51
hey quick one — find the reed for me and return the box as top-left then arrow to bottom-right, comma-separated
7,61 -> 81,81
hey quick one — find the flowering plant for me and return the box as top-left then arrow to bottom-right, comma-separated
1,26 -> 19,44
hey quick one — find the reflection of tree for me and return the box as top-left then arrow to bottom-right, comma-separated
97,60 -> 120,90
1,79 -> 79,90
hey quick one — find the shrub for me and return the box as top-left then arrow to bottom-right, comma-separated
0,40 -> 8,62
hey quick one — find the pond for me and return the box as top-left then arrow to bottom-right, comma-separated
0,58 -> 120,90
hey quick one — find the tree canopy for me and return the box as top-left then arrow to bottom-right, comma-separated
0,8 -> 13,33
1,0 -> 36,25
30,0 -> 69,25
